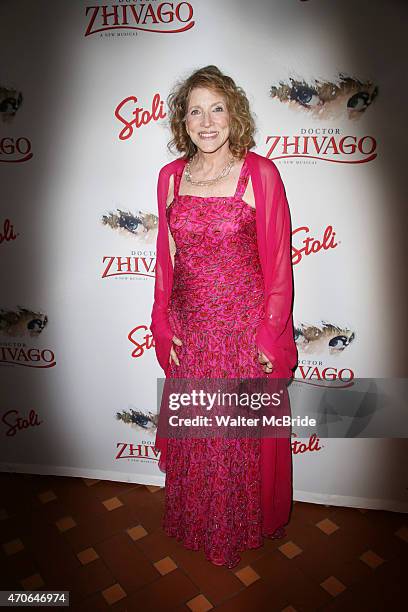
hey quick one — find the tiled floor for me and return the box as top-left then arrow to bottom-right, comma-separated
0,472 -> 406,611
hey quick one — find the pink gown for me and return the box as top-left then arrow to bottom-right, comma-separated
160,159 -> 292,568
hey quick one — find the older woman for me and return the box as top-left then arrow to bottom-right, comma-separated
151,65 -> 297,568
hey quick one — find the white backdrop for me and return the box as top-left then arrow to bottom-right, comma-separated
1,0 -> 407,512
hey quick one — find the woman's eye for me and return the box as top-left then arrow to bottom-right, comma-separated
190,109 -> 200,115
214,106 -> 224,111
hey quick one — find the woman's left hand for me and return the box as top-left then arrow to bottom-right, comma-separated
257,350 -> 274,374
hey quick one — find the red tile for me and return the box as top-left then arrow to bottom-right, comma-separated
169,544 -> 243,605
62,504 -> 140,552
94,532 -> 158,594
71,592 -> 109,611
135,528 -> 182,562
126,568 -> 199,610
88,480 -> 140,501
66,560 -> 116,605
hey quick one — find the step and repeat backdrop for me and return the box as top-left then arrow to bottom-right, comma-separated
1,1 -> 407,512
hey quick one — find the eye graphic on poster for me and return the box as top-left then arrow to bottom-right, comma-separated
0,307 -> 48,337
270,74 -> 378,120
116,407 -> 158,433
102,209 -> 158,242
294,321 -> 355,355
0,84 -> 23,122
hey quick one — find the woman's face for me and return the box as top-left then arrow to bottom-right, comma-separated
185,87 -> 231,155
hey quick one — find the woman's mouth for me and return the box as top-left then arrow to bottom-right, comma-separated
199,132 -> 219,140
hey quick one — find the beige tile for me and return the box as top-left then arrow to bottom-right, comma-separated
127,524 -> 148,541
101,583 -> 126,605
82,478 -> 100,487
235,565 -> 260,586
0,508 -> 8,520
320,576 -> 347,597
20,573 -> 45,590
37,489 -> 57,504
395,526 -> 408,543
55,516 -> 77,532
316,518 -> 340,535
3,538 -> 24,556
102,496 -> 123,511
153,556 -> 177,575
77,547 -> 99,565
186,594 -> 214,612
278,540 -> 303,559
145,484 -> 162,493
360,550 -> 385,569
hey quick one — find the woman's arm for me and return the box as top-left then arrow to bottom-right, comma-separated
166,174 -> 177,268
255,158 -> 297,376
150,169 -> 175,374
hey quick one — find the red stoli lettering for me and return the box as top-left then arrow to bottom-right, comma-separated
115,93 -> 166,140
2,409 -> 43,437
291,433 -> 322,454
128,324 -> 155,358
0,218 -> 18,245
292,225 -> 338,265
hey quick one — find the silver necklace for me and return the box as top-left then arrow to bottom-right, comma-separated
184,155 -> 235,186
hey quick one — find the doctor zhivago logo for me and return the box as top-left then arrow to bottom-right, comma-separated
267,73 -> 378,164
84,2 -> 195,37
0,307 -> 56,368
101,209 -> 158,280
0,83 -> 32,163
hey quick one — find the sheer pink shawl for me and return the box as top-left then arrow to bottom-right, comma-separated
150,149 -> 298,379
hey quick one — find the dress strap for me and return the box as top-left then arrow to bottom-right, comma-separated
234,159 -> 250,199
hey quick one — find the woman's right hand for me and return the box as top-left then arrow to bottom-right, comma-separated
169,335 -> 183,366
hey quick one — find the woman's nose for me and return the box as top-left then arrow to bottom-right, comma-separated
200,111 -> 212,127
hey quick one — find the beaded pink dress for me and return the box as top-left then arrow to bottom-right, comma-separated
161,159 -> 292,568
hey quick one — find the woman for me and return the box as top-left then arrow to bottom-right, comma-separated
150,65 -> 297,568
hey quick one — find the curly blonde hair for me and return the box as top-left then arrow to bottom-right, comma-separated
167,65 -> 256,160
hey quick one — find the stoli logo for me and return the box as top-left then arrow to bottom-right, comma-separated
2,408 -> 43,437
128,325 -> 155,359
115,93 -> 166,140
0,218 -> 19,246
85,3 -> 195,36
266,133 -> 377,163
292,225 -> 338,265
291,433 -> 323,454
